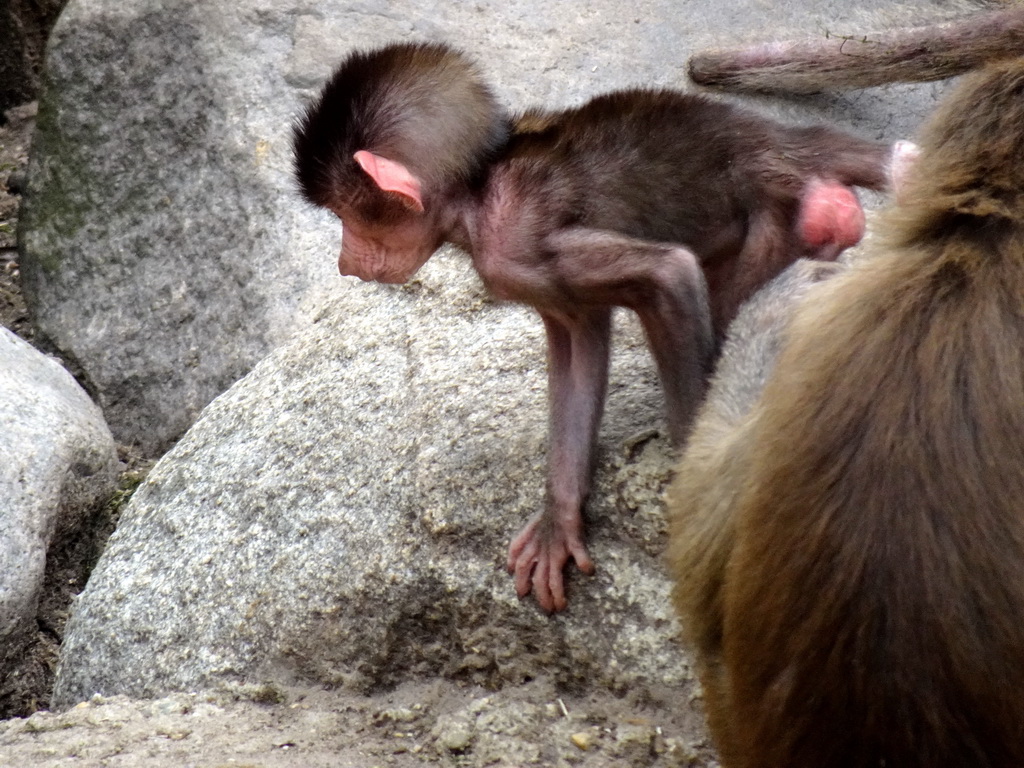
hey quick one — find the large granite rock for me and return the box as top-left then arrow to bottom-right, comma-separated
53,253 -> 684,708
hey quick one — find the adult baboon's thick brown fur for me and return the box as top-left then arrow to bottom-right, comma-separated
669,57 -> 1024,767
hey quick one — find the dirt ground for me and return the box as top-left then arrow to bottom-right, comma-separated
0,681 -> 717,768
0,104 -> 717,768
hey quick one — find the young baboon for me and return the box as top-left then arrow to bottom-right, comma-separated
669,57 -> 1024,767
293,42 -> 909,612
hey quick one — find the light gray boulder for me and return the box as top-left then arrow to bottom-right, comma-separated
0,328 -> 119,680
53,252 -> 684,708
19,0 -> 955,456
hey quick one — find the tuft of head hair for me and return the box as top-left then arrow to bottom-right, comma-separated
891,57 -> 1024,244
292,42 -> 508,215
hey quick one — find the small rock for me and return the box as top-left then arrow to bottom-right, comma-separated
611,723 -> 656,761
433,717 -> 474,753
570,731 -> 593,751
4,171 -> 26,194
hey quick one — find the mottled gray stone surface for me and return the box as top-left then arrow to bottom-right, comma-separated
0,328 -> 119,678
53,253 -> 685,708
19,0 -> 956,455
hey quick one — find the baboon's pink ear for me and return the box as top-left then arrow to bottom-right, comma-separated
353,150 -> 424,212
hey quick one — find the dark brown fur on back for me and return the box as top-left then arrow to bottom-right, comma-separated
670,58 -> 1024,767
507,89 -> 887,239
498,88 -> 889,329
